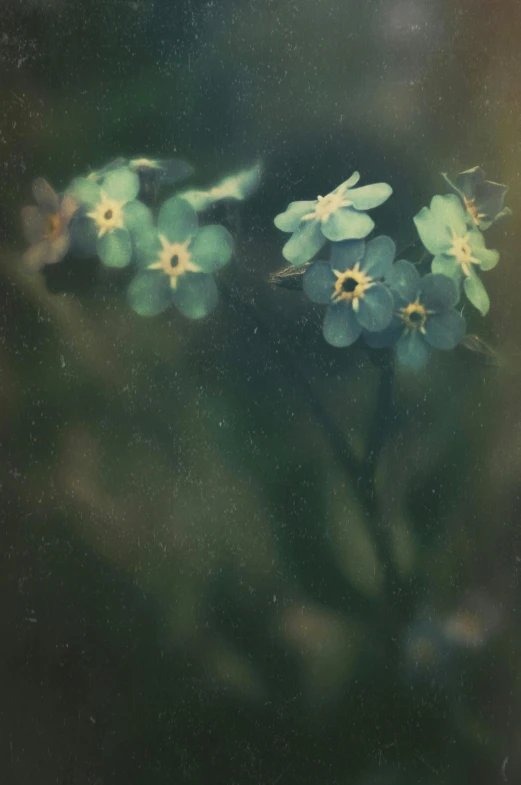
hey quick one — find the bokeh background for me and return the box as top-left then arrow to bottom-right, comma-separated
1,0 -> 521,783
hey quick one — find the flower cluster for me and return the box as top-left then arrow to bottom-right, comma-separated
20,157 -> 260,320
274,167 -> 509,370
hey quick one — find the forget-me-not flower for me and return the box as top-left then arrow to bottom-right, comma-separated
366,260 -> 465,370
414,194 -> 499,316
127,196 -> 233,319
441,166 -> 511,231
275,172 -> 393,266
21,178 -> 77,270
303,235 -> 395,347
67,167 -> 153,268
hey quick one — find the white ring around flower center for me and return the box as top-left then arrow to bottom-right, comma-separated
302,190 -> 353,223
147,235 -> 200,289
87,193 -> 125,238
448,228 -> 480,277
332,262 -> 373,310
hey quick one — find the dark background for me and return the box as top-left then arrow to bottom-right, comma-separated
1,0 -> 521,783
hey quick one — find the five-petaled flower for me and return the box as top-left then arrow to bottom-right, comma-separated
366,260 -> 466,370
67,167 -> 153,268
303,235 -> 395,347
442,166 -> 511,231
414,194 -> 499,316
21,178 -> 77,270
274,172 -> 393,266
127,196 -> 233,319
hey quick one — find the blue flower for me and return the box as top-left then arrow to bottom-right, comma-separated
366,261 -> 465,370
441,166 -> 511,231
127,196 -> 233,319
413,194 -> 499,316
67,167 -> 153,268
303,236 -> 395,347
274,172 -> 393,266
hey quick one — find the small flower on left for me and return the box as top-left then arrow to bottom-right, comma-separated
128,196 -> 233,319
21,179 -> 78,269
67,167 -> 153,268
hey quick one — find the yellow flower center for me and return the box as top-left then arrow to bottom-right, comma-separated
398,301 -> 428,333
332,263 -> 373,310
87,192 -> 125,238
448,228 -> 480,277
147,235 -> 201,289
302,189 -> 353,223
43,213 -> 63,242
463,197 -> 485,227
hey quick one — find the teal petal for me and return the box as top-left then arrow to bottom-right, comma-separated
274,201 -> 316,232
322,301 -> 362,347
322,206 -> 374,241
424,310 -> 466,350
463,270 -> 490,315
191,225 -> 234,273
470,233 -> 500,270
282,219 -> 325,266
67,177 -> 101,209
365,316 -> 403,348
123,200 -> 154,237
431,254 -> 461,282
97,228 -> 132,268
303,261 -> 336,304
413,205 -> 451,255
171,272 -> 219,319
347,182 -> 393,210
158,196 -> 198,243
335,172 -> 361,191
134,228 -> 162,268
453,166 -> 485,199
128,272 -> 172,317
103,168 -> 140,202
330,239 -> 365,272
68,215 -> 98,258
360,235 -> 395,278
430,194 -> 468,236
356,284 -> 394,332
396,331 -> 430,370
386,259 -> 420,302
419,273 -> 459,310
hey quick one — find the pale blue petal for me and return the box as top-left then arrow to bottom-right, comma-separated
103,168 -> 140,202
97,228 -> 132,268
424,310 -> 466,350
431,254 -> 461,282
334,172 -> 360,191
419,273 -> 459,310
303,261 -> 336,304
171,272 -> 219,319
158,196 -> 198,243
413,205 -> 451,255
386,259 -> 420,302
430,194 -> 468,236
191,225 -> 234,272
322,206 -> 374,241
396,331 -> 430,370
282,219 -> 325,266
123,200 -> 154,236
463,270 -> 490,315
347,182 -> 393,210
274,201 -> 316,232
365,316 -> 403,348
469,232 -> 500,270
322,301 -> 362,347
330,239 -> 365,272
360,235 -> 395,278
356,284 -> 394,332
134,228 -> 162,268
128,272 -> 172,317
67,177 -> 101,210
